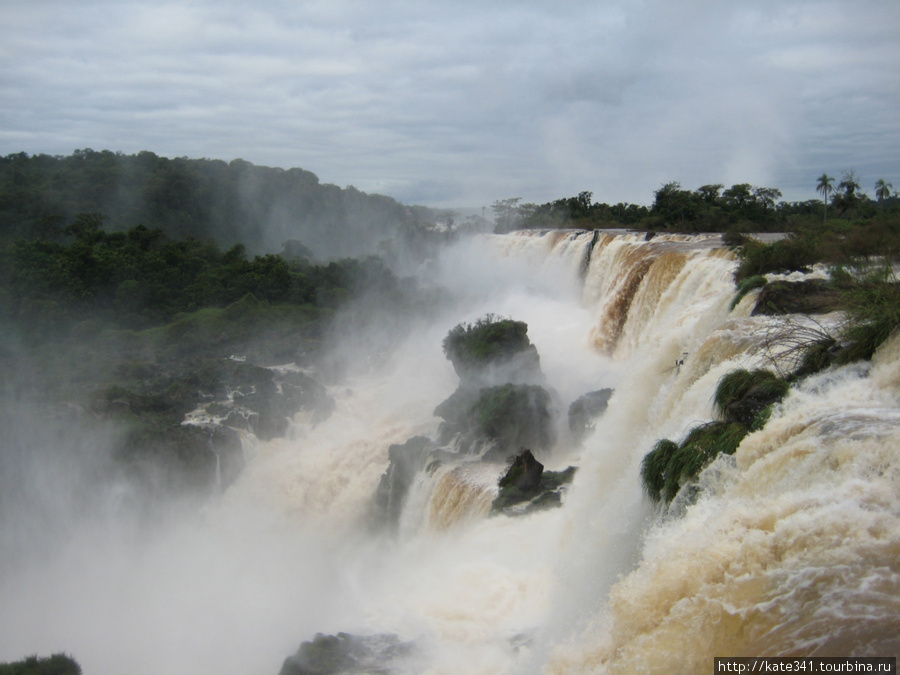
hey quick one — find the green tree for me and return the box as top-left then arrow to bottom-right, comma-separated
63,212 -> 107,243
832,169 -> 864,217
696,184 -> 723,204
838,169 -> 861,198
816,173 -> 835,224
492,197 -> 523,233
875,179 -> 893,206
722,183 -> 753,210
753,186 -> 782,212
652,182 -> 701,227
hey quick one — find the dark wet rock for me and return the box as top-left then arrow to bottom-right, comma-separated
751,279 -> 844,316
279,632 -> 415,675
433,385 -> 481,444
371,437 -> 460,529
499,448 -> 544,492
114,419 -> 245,493
372,436 -> 435,528
472,384 -> 556,460
491,450 -> 577,515
228,366 -> 334,440
434,383 -> 556,460
92,357 -> 333,494
568,388 -> 613,442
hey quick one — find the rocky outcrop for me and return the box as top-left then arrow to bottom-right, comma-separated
568,388 -> 613,442
373,436 -> 436,528
92,358 -> 335,494
434,383 -> 556,460
203,364 -> 335,441
490,449 -> 577,515
374,316 -> 563,527
441,315 -> 543,387
279,633 -> 415,675
498,448 -> 544,492
752,279 -> 844,316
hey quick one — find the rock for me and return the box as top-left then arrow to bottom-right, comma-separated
94,358 -> 333,495
372,436 -> 441,528
568,388 -> 613,442
471,384 -> 556,460
433,383 -> 556,460
209,426 -> 245,489
228,367 -> 334,440
752,279 -> 844,316
498,448 -> 544,493
432,384 -> 481,444
491,451 -> 577,515
441,316 -> 543,387
279,633 -> 415,675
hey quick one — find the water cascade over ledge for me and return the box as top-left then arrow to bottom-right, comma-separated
2,229 -> 898,674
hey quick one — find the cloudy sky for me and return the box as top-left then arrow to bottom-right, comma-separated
1,0 -> 898,208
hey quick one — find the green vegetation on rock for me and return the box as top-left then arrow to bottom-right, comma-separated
836,268 -> 900,363
642,368 -> 791,504
730,274 -> 768,309
474,385 -> 551,443
641,421 -> 748,504
441,315 -> 539,381
713,369 -> 790,428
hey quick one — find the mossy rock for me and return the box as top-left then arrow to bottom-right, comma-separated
280,633 -> 414,675
751,279 -> 844,316
92,356 -> 333,496
470,384 -> 555,460
714,368 -> 789,427
498,449 -> 544,492
115,421 -> 244,494
434,383 -> 556,459
642,421 -> 748,504
442,315 -> 542,384
730,274 -> 767,309
433,385 -> 481,441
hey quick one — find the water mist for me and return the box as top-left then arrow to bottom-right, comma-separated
1,230 -> 897,674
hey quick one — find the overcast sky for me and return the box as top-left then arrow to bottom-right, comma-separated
1,0 -> 898,208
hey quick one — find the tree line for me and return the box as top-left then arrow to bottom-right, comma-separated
0,149 -> 453,260
493,170 -> 897,233
0,215 -> 397,338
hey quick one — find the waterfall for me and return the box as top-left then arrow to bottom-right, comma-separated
424,463 -> 499,531
547,334 -> 900,672
582,232 -> 731,358
3,229 -> 897,675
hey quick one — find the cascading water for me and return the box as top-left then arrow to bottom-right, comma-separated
546,338 -> 900,672
1,229 -> 897,674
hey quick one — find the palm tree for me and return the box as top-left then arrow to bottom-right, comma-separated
875,179 -> 893,206
816,173 -> 835,224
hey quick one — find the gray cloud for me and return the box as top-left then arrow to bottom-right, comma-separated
1,0 -> 898,208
